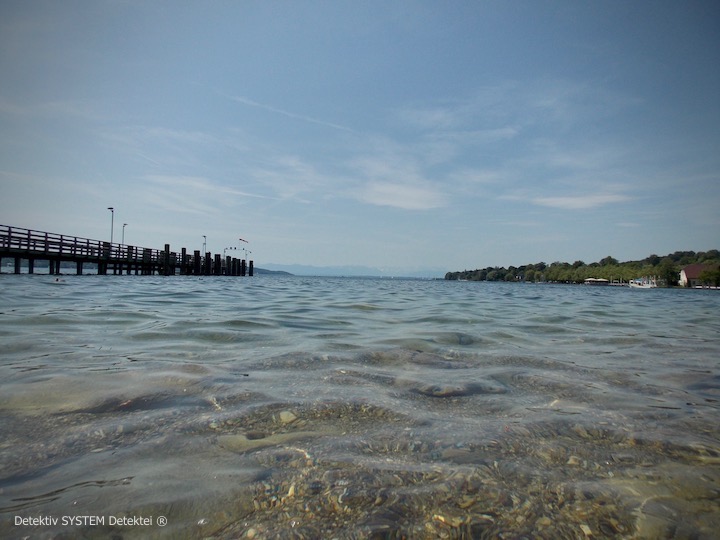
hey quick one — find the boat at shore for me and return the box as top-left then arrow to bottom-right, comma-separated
629,276 -> 658,288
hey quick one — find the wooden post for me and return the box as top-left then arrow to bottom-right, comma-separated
193,250 -> 201,275
100,242 -> 111,275
204,252 -> 212,275
28,258 -> 34,274
163,244 -> 171,276
143,248 -> 152,275
169,250 -> 177,275
225,256 -> 231,275
181,248 -> 187,275
249,260 -> 254,276
77,261 -> 83,275
241,259 -> 246,276
14,257 -> 21,274
126,246 -> 133,275
214,254 -> 222,275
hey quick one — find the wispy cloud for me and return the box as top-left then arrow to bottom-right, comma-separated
431,127 -> 519,144
396,105 -> 464,130
386,82 -> 649,218
531,193 -> 632,210
395,84 -> 518,130
247,155 -> 334,203
354,181 -> 447,210
99,125 -> 225,171
228,94 -> 354,132
346,153 -> 448,210
145,175 -> 273,200
126,174 -> 279,221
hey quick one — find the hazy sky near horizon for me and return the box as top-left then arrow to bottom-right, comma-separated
1,1 -> 718,275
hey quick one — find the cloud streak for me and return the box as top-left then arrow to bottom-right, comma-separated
228,94 -> 354,133
145,175 -> 274,201
531,193 -> 632,210
354,181 -> 447,210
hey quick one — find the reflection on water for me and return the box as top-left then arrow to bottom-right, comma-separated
0,275 -> 719,538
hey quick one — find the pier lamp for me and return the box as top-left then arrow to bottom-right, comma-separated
107,207 -> 114,244
122,223 -> 127,245
202,235 -> 207,254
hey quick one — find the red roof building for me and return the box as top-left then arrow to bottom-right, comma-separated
680,263 -> 717,287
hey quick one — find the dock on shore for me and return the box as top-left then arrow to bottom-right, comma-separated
0,225 -> 253,276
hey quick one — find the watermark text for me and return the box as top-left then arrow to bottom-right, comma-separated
14,515 -> 166,527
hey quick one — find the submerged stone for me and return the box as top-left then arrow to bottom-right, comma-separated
217,431 -> 318,453
405,380 -> 507,398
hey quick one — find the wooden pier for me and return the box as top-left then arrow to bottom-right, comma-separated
0,225 -> 253,276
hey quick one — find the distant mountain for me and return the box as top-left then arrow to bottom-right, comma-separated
253,267 -> 293,276
260,263 -> 444,279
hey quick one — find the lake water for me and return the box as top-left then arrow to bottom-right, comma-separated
1,274 -> 719,539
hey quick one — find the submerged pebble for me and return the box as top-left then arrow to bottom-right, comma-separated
217,431 -> 319,453
278,410 -> 298,424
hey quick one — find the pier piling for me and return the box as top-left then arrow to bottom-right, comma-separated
193,250 -> 201,275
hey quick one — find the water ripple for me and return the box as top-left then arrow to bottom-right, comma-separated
1,275 -> 719,538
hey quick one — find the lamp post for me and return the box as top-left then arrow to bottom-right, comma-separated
238,238 -> 249,261
122,223 -> 127,245
202,235 -> 207,254
107,207 -> 114,244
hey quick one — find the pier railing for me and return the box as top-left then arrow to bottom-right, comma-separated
0,224 -> 252,276
1,225 -> 155,259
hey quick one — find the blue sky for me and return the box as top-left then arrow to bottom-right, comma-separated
1,1 -> 718,276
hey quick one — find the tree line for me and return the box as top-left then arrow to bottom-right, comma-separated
445,250 -> 720,286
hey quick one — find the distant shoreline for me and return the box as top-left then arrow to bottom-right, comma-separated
445,249 -> 720,287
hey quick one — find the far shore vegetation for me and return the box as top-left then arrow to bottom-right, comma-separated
445,250 -> 720,287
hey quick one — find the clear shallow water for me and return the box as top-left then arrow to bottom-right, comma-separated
1,275 -> 719,539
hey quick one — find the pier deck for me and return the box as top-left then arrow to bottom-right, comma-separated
0,225 -> 253,276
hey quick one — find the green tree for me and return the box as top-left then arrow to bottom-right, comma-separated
658,258 -> 679,287
699,267 -> 720,287
600,255 -> 619,266
444,249 -> 719,283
